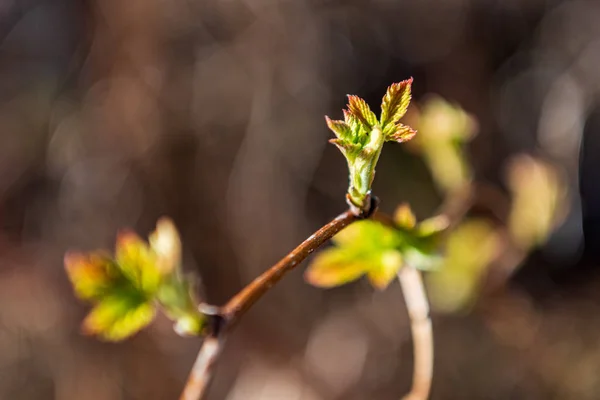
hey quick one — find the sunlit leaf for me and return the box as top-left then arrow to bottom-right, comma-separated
327,82 -> 416,210
387,123 -> 417,143
115,231 -> 161,293
409,96 -> 477,192
304,248 -> 370,288
325,117 -> 352,141
506,155 -> 567,249
149,217 -> 182,275
82,292 -> 156,341
347,95 -> 377,129
65,218 -> 204,340
366,250 -> 403,290
333,220 -> 402,250
306,220 -> 405,289
393,203 -> 417,230
427,219 -> 499,312
416,215 -> 450,238
64,252 -> 120,301
380,78 -> 413,133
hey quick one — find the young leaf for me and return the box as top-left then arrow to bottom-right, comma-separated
65,252 -> 117,301
82,292 -> 156,341
115,231 -> 161,293
394,203 -> 417,230
506,155 -> 566,248
347,95 -> 378,129
304,248 -> 370,288
325,117 -> 352,141
409,96 -> 477,192
380,78 -> 413,132
149,217 -> 182,275
416,215 -> 450,238
387,124 -> 417,144
306,220 -> 404,290
65,218 -> 205,341
426,219 -> 499,312
367,250 -> 403,290
157,274 -> 206,336
327,81 -> 417,211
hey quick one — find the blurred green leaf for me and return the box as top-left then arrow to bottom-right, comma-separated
366,250 -> 403,289
506,155 -> 567,249
306,209 -> 447,291
115,231 -> 161,294
305,247 -> 374,288
82,291 -> 156,342
64,252 -> 122,301
65,218 -> 206,341
149,217 -> 182,276
408,96 -> 477,193
305,220 -> 403,290
427,219 -> 499,312
393,203 -> 417,230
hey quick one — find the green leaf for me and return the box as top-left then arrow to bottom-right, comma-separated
329,138 -> 361,157
149,217 -> 182,275
333,220 -> 401,249
366,250 -> 403,290
325,117 -> 352,141
427,219 -> 499,312
82,291 -> 156,341
506,155 -> 566,248
416,215 -> 450,238
393,203 -> 417,230
64,252 -> 122,301
304,247 -> 369,288
387,123 -> 417,143
115,232 -> 161,294
380,78 -> 413,132
410,96 -> 477,192
347,95 -> 378,129
327,81 -> 417,211
306,221 -> 404,289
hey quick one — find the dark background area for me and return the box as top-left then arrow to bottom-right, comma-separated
0,0 -> 599,399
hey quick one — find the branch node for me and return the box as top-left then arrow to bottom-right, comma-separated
347,193 -> 379,219
198,303 -> 227,337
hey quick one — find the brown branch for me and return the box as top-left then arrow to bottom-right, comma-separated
179,334 -> 223,400
179,199 -> 376,400
398,266 -> 433,400
221,207 -> 367,324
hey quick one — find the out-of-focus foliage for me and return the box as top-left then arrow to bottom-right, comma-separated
427,219 -> 500,313
305,204 -> 446,290
0,0 -> 595,398
506,155 -> 567,249
407,96 -> 478,193
327,79 -> 416,209
65,219 -> 204,341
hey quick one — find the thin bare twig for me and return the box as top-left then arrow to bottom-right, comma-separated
221,207 -> 365,323
179,335 -> 223,400
180,201 -> 376,400
398,266 -> 433,400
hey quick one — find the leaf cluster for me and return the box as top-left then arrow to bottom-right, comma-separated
327,79 -> 416,210
305,204 -> 447,290
65,219 -> 205,341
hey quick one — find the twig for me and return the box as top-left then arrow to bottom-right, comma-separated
179,334 -> 223,400
398,266 -> 433,400
221,206 -> 370,323
180,200 -> 376,400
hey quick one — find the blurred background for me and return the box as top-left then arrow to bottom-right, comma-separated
1,0 -> 599,399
